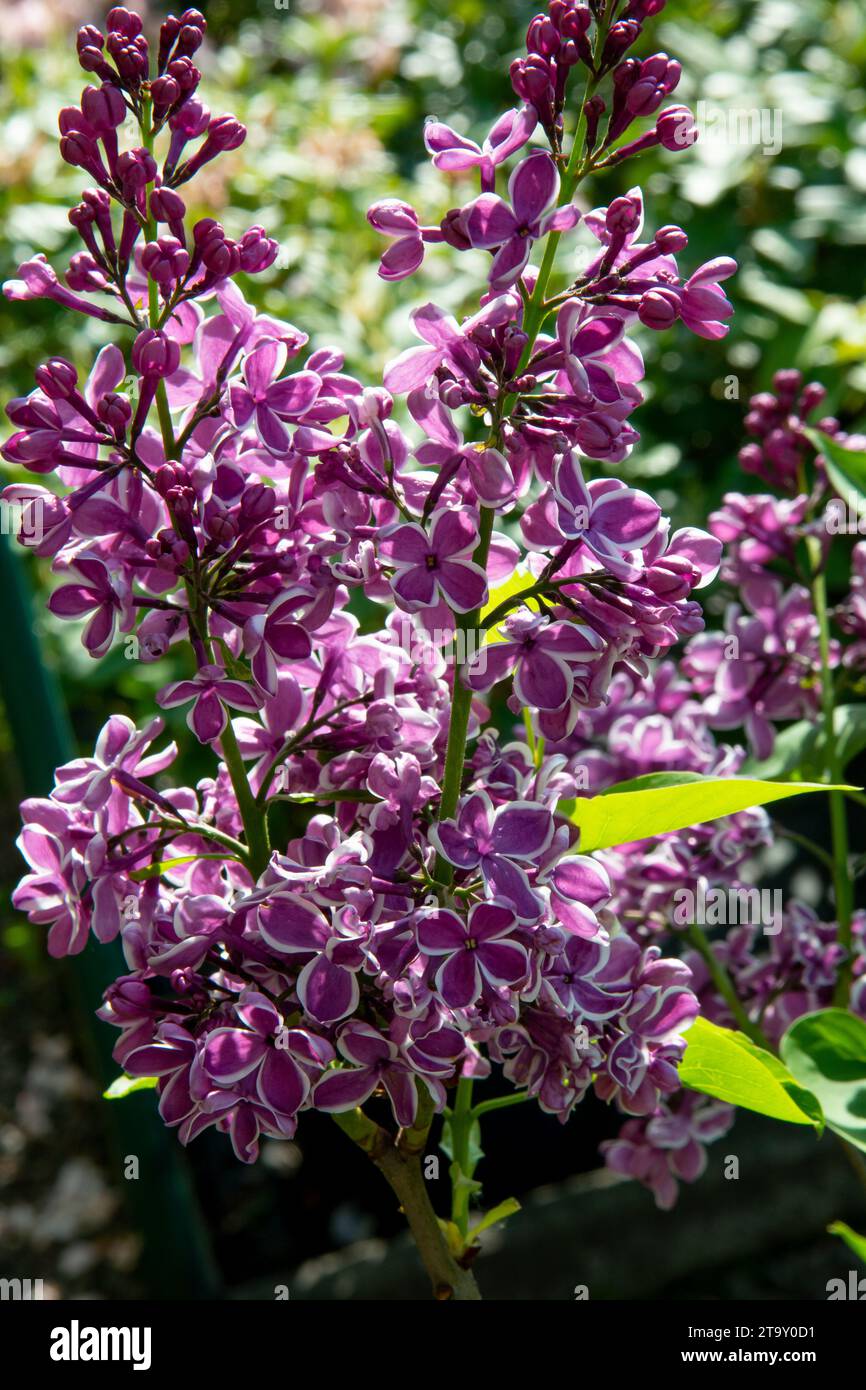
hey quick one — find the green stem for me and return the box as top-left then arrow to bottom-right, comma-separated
219,720 -> 271,876
808,540 -> 853,1005
687,924 -> 768,1047
449,1076 -> 476,1240
472,1091 -> 532,1119
140,98 -> 177,459
333,1091 -> 481,1300
772,824 -> 836,874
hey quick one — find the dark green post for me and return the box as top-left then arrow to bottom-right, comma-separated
0,534 -> 221,1298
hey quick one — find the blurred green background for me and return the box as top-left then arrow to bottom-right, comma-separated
1,0 -> 865,1299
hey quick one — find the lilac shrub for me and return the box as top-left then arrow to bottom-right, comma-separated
4,2 -> 863,1298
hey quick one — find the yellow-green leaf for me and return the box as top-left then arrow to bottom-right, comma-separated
680,1018 -> 824,1129
103,1074 -> 158,1100
565,772 -> 855,851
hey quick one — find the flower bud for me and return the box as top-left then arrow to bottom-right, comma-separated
66,252 -> 109,292
603,19 -> 642,65
237,226 -> 278,273
150,188 -> 187,226
799,382 -> 826,416
205,113 -> 246,152
81,82 -> 126,132
154,463 -> 189,496
656,104 -> 697,150
439,207 -> 472,251
638,287 -> 680,329
654,224 -> 688,253
106,7 -> 143,39
151,75 -> 180,111
97,392 -> 132,435
606,194 -> 642,237
142,237 -> 190,285
116,147 -> 158,199
527,16 -> 560,57
132,329 -> 181,379
34,359 -> 79,401
772,368 -> 802,400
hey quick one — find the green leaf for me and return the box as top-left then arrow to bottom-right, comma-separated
831,705 -> 866,770
129,853 -> 235,881
743,707 -> 866,779
103,1074 -> 158,1100
480,568 -> 536,640
467,1197 -> 521,1243
828,1221 -> 866,1265
780,1008 -> 866,1153
439,1116 -> 483,1168
680,1017 -> 824,1129
804,428 -> 866,517
740,720 -> 822,780
564,773 -> 853,851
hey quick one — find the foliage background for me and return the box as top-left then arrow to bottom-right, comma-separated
0,0 -> 865,1298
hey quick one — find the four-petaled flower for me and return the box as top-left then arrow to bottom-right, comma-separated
48,554 -> 133,657
424,105 -> 537,190
229,337 -> 321,452
257,893 -> 368,1025
464,151 -> 580,290
552,449 -> 662,573
157,664 -> 263,743
417,901 -> 528,1008
313,1021 -> 422,1127
379,507 -> 488,613
464,609 -> 604,710
430,791 -> 554,921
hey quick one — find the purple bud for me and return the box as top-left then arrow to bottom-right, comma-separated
603,19 -> 642,65
167,57 -> 201,96
799,382 -> 826,416
169,96 -> 209,139
142,237 -> 190,285
151,75 -> 181,111
81,83 -> 126,132
106,7 -> 143,39
239,484 -> 276,526
154,463 -> 189,496
203,113 -> 246,152
527,16 -> 560,57
66,252 -> 109,293
116,147 -> 158,200
176,23 -> 204,58
132,329 -> 181,379
97,392 -> 132,435
237,226 -> 279,274
150,187 -> 187,226
772,368 -> 802,399
558,4 -> 591,40
638,287 -> 680,329
34,358 -> 78,400
654,224 -> 688,253
158,16 -> 182,72
656,104 -> 697,150
439,208 -> 472,251
606,194 -> 642,237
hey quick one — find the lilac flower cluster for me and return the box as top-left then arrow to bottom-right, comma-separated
590,364 -> 866,1206
4,1 -> 751,1206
